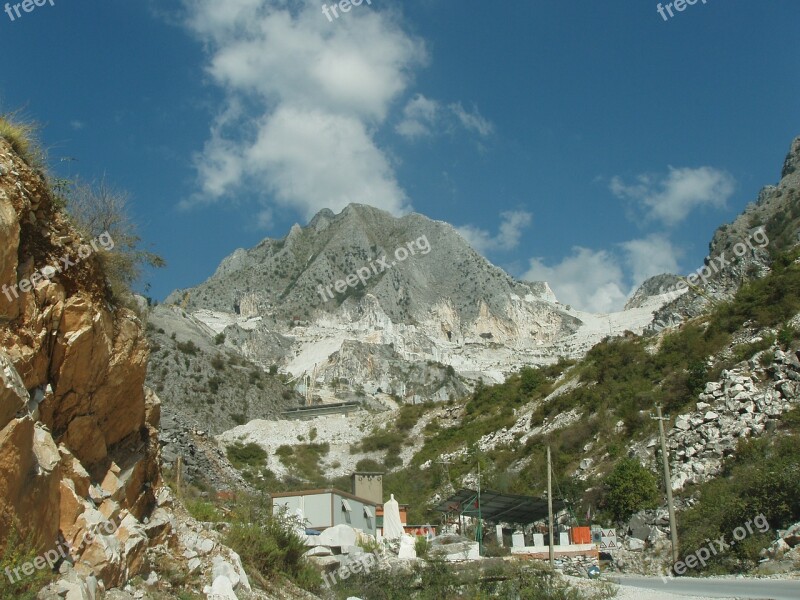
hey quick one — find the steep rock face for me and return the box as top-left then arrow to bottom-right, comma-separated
641,135 -> 800,329
0,137 -> 163,588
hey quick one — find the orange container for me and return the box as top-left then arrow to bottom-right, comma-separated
571,526 -> 592,544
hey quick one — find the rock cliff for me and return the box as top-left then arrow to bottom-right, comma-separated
0,137 -> 162,588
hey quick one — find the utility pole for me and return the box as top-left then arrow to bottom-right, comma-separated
547,445 -> 555,569
653,405 -> 679,564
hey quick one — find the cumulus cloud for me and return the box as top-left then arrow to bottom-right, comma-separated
396,93 -> 440,139
181,0 -> 426,219
620,234 -> 682,286
456,210 -> 532,253
610,166 -> 735,226
522,235 -> 683,313
523,248 -> 627,314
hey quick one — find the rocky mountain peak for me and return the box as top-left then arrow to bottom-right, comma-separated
782,135 -> 800,178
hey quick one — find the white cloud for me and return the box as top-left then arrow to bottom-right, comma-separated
70,120 -> 85,131
521,234 -> 683,313
396,93 -> 440,139
620,234 -> 682,288
396,95 -> 495,141
181,0 -> 425,219
449,102 -> 494,137
523,247 -> 627,314
610,166 -> 735,226
456,210 -> 532,253
247,106 -> 408,215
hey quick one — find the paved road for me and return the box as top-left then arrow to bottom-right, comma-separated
611,575 -> 800,600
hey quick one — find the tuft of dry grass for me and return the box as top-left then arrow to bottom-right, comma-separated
0,114 -> 41,167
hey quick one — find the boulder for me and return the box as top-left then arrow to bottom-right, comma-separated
627,538 -> 645,551
204,575 -> 238,600
318,524 -> 358,549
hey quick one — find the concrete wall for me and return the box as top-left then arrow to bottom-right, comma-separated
273,492 -> 333,530
352,473 -> 383,505
333,492 -> 376,536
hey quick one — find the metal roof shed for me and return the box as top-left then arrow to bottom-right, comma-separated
434,488 -> 565,525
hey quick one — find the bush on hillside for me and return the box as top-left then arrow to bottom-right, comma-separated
678,434 -> 800,573
63,179 -> 166,304
226,442 -> 267,469
225,497 -> 321,592
602,458 -> 660,522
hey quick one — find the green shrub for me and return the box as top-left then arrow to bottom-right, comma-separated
177,340 -> 199,355
777,326 -> 798,350
275,443 -> 330,483
603,458 -> 660,522
355,458 -> 384,472
208,376 -> 222,393
678,433 -> 800,573
210,354 -> 225,370
383,454 -> 403,469
227,442 -> 267,469
225,498 -> 321,593
359,429 -> 405,453
414,535 -> 430,558
396,403 -> 430,432
0,521 -> 57,600
185,499 -> 222,523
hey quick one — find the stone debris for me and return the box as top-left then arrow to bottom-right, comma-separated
665,349 -> 799,490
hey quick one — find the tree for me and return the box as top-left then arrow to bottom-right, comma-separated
603,458 -> 660,522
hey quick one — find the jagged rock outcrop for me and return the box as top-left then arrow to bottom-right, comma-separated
623,336 -> 800,492
641,135 -> 800,330
0,136 -> 164,589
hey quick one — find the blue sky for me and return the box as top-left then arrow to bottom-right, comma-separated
1,0 -> 798,312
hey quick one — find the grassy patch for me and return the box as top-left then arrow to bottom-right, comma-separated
275,443 -> 330,484
0,115 -> 41,167
227,442 -> 268,469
